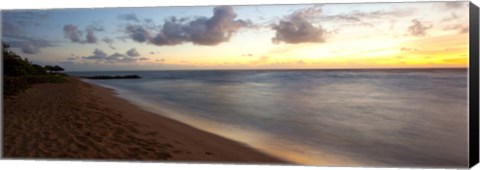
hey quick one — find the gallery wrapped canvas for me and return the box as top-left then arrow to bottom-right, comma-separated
1,0 -> 479,169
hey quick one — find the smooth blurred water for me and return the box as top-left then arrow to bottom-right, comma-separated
69,69 -> 468,167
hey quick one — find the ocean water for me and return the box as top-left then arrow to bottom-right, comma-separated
68,69 -> 468,167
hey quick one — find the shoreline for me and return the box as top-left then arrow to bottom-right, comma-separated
3,77 -> 289,164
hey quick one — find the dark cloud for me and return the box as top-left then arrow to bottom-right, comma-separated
124,6 -> 252,46
63,24 -> 83,43
7,38 -> 54,54
81,48 -> 148,64
180,6 -> 253,45
86,29 -> 98,43
63,24 -> 104,44
125,25 -> 151,43
271,6 -> 327,44
20,42 -> 43,54
86,24 -> 104,43
83,49 -> 108,60
407,19 -> 432,37
119,13 -> 140,22
150,17 -> 188,45
126,48 -> 141,57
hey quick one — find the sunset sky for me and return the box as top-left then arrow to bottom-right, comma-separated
1,1 -> 470,71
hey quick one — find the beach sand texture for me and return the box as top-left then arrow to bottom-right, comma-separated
3,78 -> 287,164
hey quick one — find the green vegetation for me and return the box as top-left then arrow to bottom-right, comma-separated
3,42 -> 68,96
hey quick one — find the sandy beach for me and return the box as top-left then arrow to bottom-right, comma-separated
3,77 -> 288,164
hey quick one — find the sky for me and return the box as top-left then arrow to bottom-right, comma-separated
1,1 -> 470,71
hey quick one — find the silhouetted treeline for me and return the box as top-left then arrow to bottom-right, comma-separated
3,42 -> 68,96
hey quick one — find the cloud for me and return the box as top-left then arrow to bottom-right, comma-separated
123,6 -> 252,46
2,11 -> 57,54
86,29 -> 98,43
321,7 -> 413,28
180,6 -> 253,45
2,11 -> 50,37
86,24 -> 104,43
323,15 -> 373,27
143,18 -> 158,30
242,53 -> 254,57
443,2 -> 467,9
63,24 -> 84,43
126,48 -> 141,57
125,25 -> 151,43
407,19 -> 432,37
150,17 -> 188,45
102,38 -> 114,44
271,6 -> 327,44
81,48 -> 148,64
83,48 -> 108,60
2,21 -> 23,38
67,57 -> 77,61
102,37 -> 116,49
7,38 -> 54,54
441,13 -> 459,22
63,24 -> 104,44
400,47 -> 419,51
443,24 -> 469,34
119,13 -> 140,22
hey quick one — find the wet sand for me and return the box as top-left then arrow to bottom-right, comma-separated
3,77 -> 288,164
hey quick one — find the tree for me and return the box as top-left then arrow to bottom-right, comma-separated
44,65 -> 54,73
3,42 -> 35,76
52,65 -> 65,73
32,64 -> 47,75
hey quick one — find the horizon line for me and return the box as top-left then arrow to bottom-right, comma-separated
65,67 -> 469,72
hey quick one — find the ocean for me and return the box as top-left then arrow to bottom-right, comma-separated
68,69 -> 469,167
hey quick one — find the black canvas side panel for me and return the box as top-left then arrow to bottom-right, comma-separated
469,1 -> 479,168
